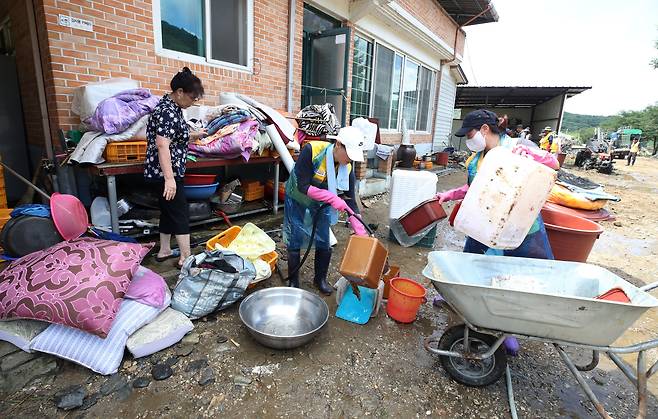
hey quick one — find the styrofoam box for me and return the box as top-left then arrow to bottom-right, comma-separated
389,170 -> 438,219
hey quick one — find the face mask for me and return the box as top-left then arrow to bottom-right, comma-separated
466,130 -> 486,152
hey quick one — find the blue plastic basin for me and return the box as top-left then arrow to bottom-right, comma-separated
183,183 -> 219,200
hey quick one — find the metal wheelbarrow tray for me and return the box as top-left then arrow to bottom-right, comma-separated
422,251 -> 658,346
422,251 -> 658,418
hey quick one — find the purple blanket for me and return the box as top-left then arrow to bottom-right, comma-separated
189,120 -> 258,161
87,89 -> 160,135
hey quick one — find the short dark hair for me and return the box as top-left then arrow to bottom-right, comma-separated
170,67 -> 204,99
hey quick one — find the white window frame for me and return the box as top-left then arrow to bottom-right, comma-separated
153,0 -> 254,73
367,39 -> 436,134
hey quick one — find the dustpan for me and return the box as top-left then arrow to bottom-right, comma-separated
0,161 -> 88,241
51,193 -> 88,240
336,285 -> 376,324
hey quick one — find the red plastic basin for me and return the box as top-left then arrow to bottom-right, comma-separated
184,174 -> 217,186
541,208 -> 604,262
398,198 -> 447,235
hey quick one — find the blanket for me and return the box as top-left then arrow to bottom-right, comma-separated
87,89 -> 159,134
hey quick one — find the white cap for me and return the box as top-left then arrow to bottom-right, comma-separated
327,126 -> 365,162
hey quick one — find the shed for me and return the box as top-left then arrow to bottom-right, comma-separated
451,86 -> 590,149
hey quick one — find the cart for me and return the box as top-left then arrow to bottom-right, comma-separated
422,251 -> 658,419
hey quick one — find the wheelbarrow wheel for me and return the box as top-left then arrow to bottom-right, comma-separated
438,326 -> 507,387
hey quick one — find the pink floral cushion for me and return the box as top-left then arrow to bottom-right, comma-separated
0,237 -> 153,338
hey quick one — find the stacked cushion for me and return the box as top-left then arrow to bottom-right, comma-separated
0,237 -> 152,337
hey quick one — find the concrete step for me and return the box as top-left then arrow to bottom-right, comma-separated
358,178 -> 389,198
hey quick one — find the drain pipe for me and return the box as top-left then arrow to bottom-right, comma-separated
441,3 -> 492,66
286,0 -> 297,113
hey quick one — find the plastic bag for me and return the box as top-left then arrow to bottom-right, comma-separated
71,78 -> 138,121
171,250 -> 255,319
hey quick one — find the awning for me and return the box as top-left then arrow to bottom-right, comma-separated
436,0 -> 499,26
455,86 -> 591,108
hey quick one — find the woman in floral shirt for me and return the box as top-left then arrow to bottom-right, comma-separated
145,67 -> 206,267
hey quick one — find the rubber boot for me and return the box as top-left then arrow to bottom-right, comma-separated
313,248 -> 333,295
287,249 -> 301,288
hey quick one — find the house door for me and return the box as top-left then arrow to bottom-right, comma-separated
301,6 -> 350,125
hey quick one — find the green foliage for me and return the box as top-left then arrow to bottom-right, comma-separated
161,20 -> 204,57
562,112 -> 613,131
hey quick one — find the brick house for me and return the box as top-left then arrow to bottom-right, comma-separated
0,0 -> 496,201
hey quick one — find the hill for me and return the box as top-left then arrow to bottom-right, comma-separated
562,112 -> 613,131
161,20 -> 203,56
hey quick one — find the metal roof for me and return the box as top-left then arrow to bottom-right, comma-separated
436,0 -> 499,26
455,86 -> 591,108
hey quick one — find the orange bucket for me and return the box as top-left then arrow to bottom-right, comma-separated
386,278 -> 426,323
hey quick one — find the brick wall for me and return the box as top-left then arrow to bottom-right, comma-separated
397,0 -> 465,58
38,0 -> 304,137
0,0 -> 45,149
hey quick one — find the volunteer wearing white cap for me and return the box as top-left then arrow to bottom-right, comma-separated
283,126 -> 368,295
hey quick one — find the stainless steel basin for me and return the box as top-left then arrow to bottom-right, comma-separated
239,287 -> 329,349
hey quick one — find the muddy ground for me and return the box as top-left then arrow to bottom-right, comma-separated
2,157 -> 658,418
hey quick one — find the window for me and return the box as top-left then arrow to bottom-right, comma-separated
362,42 -> 435,132
372,45 -> 404,130
416,66 -> 434,132
350,36 -> 373,120
154,0 -> 253,71
401,59 -> 419,131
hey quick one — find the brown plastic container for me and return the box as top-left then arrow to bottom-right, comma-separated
436,151 -> 449,166
339,236 -> 388,289
398,198 -> 447,235
541,208 -> 604,262
382,265 -> 400,299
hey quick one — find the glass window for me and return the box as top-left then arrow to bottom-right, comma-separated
351,41 -> 434,132
303,5 -> 340,34
416,67 -> 434,132
157,0 -> 251,68
209,0 -> 249,66
160,0 -> 205,57
350,36 -> 373,120
402,60 -> 419,131
390,54 -> 403,130
372,45 -> 394,129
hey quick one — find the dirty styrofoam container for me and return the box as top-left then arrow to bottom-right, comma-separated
454,147 -> 557,249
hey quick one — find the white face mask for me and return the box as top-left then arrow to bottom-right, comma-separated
466,130 -> 487,152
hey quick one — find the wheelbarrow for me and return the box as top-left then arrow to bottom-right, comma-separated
422,251 -> 658,419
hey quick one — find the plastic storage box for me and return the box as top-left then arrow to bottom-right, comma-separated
339,236 -> 388,289
103,141 -> 147,163
206,226 -> 277,271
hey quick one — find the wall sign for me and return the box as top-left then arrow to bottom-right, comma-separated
58,14 -> 94,32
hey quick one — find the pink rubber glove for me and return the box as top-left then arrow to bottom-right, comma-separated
306,186 -> 350,212
348,215 -> 368,236
512,144 -> 559,170
436,184 -> 469,204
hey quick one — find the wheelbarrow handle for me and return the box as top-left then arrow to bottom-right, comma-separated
639,281 -> 658,293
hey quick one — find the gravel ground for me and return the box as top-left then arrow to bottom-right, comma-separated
2,158 -> 658,418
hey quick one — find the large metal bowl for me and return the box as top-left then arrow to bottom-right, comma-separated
239,287 -> 329,349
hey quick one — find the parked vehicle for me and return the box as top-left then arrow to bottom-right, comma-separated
609,128 -> 642,159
